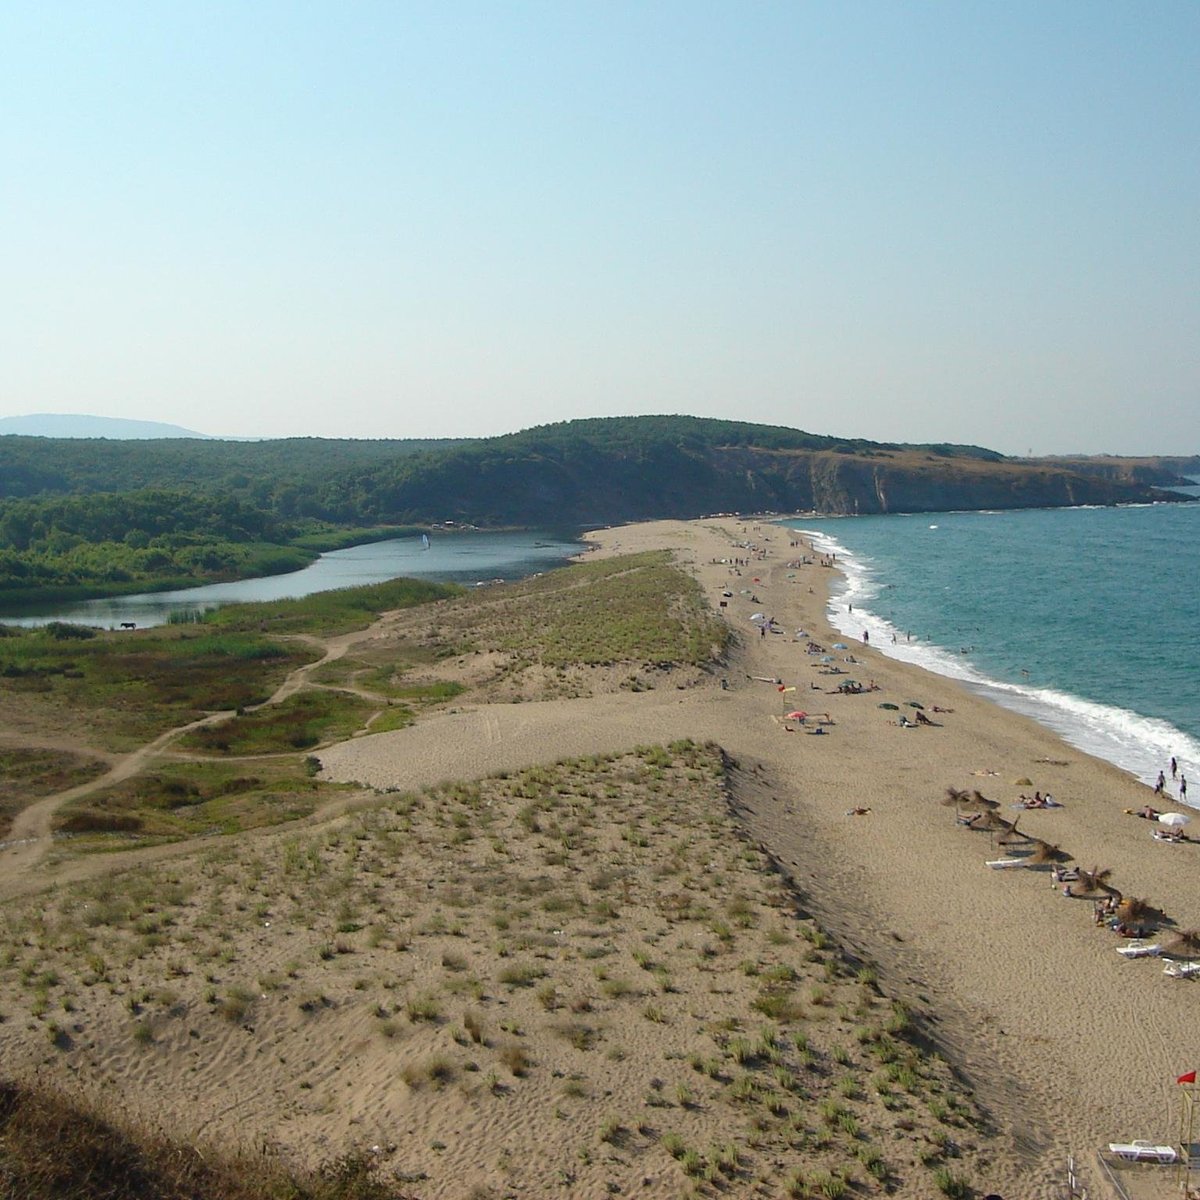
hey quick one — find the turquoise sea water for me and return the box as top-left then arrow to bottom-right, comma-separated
783,492 -> 1200,796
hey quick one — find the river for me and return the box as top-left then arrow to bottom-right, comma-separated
3,529 -> 583,629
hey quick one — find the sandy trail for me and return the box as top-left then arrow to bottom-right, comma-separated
0,621 -> 383,890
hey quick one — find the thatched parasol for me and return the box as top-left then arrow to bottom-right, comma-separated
1160,930 -> 1200,961
1115,896 -> 1168,933
1026,839 -> 1073,866
995,816 -> 1031,844
1013,777 -> 1033,787
942,787 -> 969,808
1067,865 -> 1122,902
969,790 -> 1000,811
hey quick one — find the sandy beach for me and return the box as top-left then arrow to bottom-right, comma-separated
1,516 -> 1195,1199
322,518 -> 1200,1195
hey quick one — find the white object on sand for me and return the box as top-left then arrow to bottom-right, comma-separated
1164,960 -> 1200,979
1108,1141 -> 1178,1163
1116,940 -> 1162,958
986,858 -> 1026,869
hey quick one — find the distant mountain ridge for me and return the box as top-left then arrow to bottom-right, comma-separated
0,414 -> 213,439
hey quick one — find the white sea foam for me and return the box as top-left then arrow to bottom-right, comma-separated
794,525 -> 1200,803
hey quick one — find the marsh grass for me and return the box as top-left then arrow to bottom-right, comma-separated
207,578 -> 460,638
181,691 -> 377,755
55,758 -> 342,845
0,747 -> 109,839
0,625 -> 316,749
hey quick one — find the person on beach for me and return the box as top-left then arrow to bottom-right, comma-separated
1172,756 -> 1178,779
1181,775 -> 1188,802
862,630 -> 869,644
1155,771 -> 1165,796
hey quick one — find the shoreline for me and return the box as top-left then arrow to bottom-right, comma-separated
3,527 -> 582,629
554,517 -> 1197,1196
790,517 -> 1199,797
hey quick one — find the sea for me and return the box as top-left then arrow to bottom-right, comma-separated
781,487 -> 1200,798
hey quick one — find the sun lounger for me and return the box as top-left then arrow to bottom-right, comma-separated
1163,961 -> 1200,979
1108,1142 -> 1178,1163
1116,940 -> 1162,958
986,857 -> 1026,869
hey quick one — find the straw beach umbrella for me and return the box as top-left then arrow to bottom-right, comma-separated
969,790 -> 999,811
1026,839 -> 1072,866
995,816 -> 1030,844
1115,897 -> 1168,934
942,787 -> 970,819
974,810 -> 1012,833
1160,931 -> 1200,961
1067,865 -> 1122,902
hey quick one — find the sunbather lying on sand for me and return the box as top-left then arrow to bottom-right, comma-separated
1126,805 -> 1160,820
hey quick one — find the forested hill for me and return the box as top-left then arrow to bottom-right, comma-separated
0,435 -> 465,503
0,416 -> 1190,603
0,416 -> 1190,523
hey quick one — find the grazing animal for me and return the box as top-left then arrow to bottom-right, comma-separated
119,622 -> 136,630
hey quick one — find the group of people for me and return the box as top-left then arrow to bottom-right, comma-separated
1017,791 -> 1058,809
1152,755 -> 1187,803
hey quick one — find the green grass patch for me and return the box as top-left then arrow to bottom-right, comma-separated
204,578 -> 461,637
53,759 -> 341,845
180,691 -> 378,755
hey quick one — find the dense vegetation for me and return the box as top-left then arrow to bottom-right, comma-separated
0,416 -> 1189,604
0,1077 -> 411,1200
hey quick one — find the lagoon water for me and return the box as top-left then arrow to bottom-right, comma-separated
4,529 -> 582,630
784,490 -> 1200,794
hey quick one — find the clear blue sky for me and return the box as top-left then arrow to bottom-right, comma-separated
3,1 -> 1197,454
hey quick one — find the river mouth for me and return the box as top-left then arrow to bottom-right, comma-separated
1,529 -> 583,629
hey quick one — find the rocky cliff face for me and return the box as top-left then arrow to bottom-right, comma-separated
711,447 -> 1187,516
1026,456 -> 1200,488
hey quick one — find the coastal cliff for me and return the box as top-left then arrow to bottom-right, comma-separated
0,417 -> 1191,548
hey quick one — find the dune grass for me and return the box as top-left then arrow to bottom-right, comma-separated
0,741 -> 987,1198
455,550 -> 728,667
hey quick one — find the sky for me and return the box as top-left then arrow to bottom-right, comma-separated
3,2 -> 1197,455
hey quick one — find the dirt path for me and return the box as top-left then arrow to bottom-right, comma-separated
0,622 -> 382,893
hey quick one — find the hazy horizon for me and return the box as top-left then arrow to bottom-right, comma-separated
4,410 -> 1197,461
4,3 -> 1197,457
